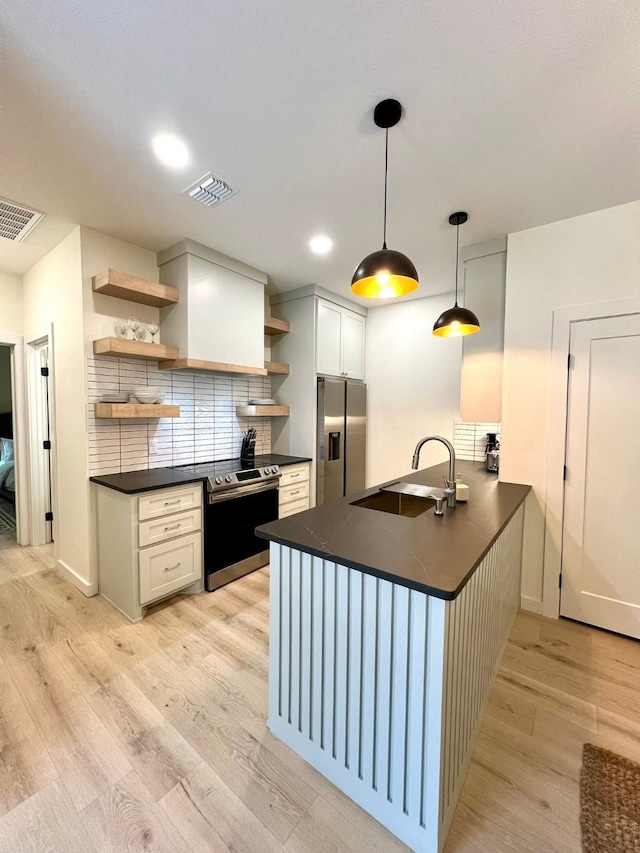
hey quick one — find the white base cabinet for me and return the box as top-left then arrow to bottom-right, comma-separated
268,506 -> 524,853
95,482 -> 204,622
279,462 -> 310,518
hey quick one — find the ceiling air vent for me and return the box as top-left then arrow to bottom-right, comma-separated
0,197 -> 45,242
182,172 -> 239,209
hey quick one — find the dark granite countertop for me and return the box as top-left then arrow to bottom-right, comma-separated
90,454 -> 312,494
257,461 -> 530,600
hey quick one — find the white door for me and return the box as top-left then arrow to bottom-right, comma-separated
316,300 -> 342,377
561,313 -> 640,638
341,311 -> 365,380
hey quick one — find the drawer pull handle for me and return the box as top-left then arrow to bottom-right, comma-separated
289,473 -> 301,478
164,562 -> 182,572
164,499 -> 181,506
164,523 -> 181,531
289,490 -> 300,496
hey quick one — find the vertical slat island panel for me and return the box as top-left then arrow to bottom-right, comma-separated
268,504 -> 524,852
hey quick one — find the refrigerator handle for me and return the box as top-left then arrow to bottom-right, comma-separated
328,431 -> 341,462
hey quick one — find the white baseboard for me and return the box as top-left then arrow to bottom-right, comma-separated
520,595 -> 543,614
56,559 -> 98,597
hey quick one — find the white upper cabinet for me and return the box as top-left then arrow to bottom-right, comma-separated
316,300 -> 343,376
341,311 -> 365,379
316,298 -> 366,380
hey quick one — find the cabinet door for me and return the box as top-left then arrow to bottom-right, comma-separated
316,300 -> 342,377
341,310 -> 366,380
139,532 -> 202,605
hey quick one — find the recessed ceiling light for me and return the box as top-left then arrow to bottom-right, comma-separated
152,134 -> 189,168
309,234 -> 333,255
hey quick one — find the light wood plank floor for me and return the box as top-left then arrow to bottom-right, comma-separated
0,543 -> 639,852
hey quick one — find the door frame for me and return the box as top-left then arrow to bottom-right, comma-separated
0,333 -> 30,545
26,335 -> 55,545
544,296 -> 640,618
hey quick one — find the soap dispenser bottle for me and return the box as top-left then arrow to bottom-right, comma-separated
455,473 -> 469,502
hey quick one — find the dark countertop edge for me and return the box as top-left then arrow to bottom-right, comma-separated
256,479 -> 531,601
90,455 -> 312,494
89,474 -> 204,494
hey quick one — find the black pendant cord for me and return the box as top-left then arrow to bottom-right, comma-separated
382,127 -> 388,250
454,219 -> 460,306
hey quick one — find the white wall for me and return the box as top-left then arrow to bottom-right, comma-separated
23,228 -> 91,590
502,200 -> 640,612
366,294 -> 462,486
0,271 -> 23,337
81,226 -> 160,348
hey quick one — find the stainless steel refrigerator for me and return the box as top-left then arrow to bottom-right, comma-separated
316,378 -> 366,505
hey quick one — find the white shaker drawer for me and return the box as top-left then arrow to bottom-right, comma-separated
139,532 -> 202,605
279,481 -> 310,506
138,507 -> 202,548
280,463 -> 310,488
279,497 -> 310,518
138,484 -> 202,521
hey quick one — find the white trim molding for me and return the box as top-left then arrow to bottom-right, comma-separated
544,296 -> 640,618
56,558 -> 99,597
0,332 -> 30,546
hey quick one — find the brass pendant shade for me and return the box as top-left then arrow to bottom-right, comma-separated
433,211 -> 480,338
432,304 -> 480,337
351,248 -> 419,299
351,99 -> 419,299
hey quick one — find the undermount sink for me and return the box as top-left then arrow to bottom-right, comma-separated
350,489 -> 438,518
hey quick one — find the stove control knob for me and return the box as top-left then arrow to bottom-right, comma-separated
263,468 -> 270,475
214,476 -> 222,485
225,475 -> 232,483
271,466 -> 279,474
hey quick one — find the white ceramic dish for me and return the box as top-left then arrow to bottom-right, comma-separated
133,386 -> 164,404
249,398 -> 276,405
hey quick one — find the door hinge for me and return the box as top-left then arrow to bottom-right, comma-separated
563,465 -> 568,480
567,354 -> 574,370
40,366 -> 49,377
43,440 -> 51,450
45,511 -> 53,522
559,574 -> 563,589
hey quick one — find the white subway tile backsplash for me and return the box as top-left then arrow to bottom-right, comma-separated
453,418 -> 501,462
87,357 -> 272,475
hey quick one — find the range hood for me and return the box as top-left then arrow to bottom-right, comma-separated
157,239 -> 267,374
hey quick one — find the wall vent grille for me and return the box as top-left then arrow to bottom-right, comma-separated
182,172 -> 239,208
0,197 -> 45,242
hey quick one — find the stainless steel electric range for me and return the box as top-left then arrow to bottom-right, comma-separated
171,459 -> 281,591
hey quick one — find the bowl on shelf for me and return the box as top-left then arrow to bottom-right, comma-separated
133,386 -> 164,405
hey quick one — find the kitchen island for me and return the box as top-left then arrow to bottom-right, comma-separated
257,461 -> 530,853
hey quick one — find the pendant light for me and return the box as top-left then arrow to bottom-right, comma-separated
432,212 -> 480,337
351,99 -> 419,299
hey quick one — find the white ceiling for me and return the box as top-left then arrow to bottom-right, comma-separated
1,0 -> 638,300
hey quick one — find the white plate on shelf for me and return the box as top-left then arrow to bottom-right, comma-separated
100,394 -> 130,403
249,398 -> 276,405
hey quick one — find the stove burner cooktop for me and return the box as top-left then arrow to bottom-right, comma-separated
171,458 -> 280,493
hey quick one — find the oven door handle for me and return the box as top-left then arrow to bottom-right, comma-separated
207,480 -> 279,504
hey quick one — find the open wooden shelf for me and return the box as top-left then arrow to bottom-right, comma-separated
95,403 -> 180,419
92,269 -> 179,308
158,358 -> 267,376
93,338 -> 179,362
264,316 -> 290,336
236,405 -> 290,417
265,361 -> 290,376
